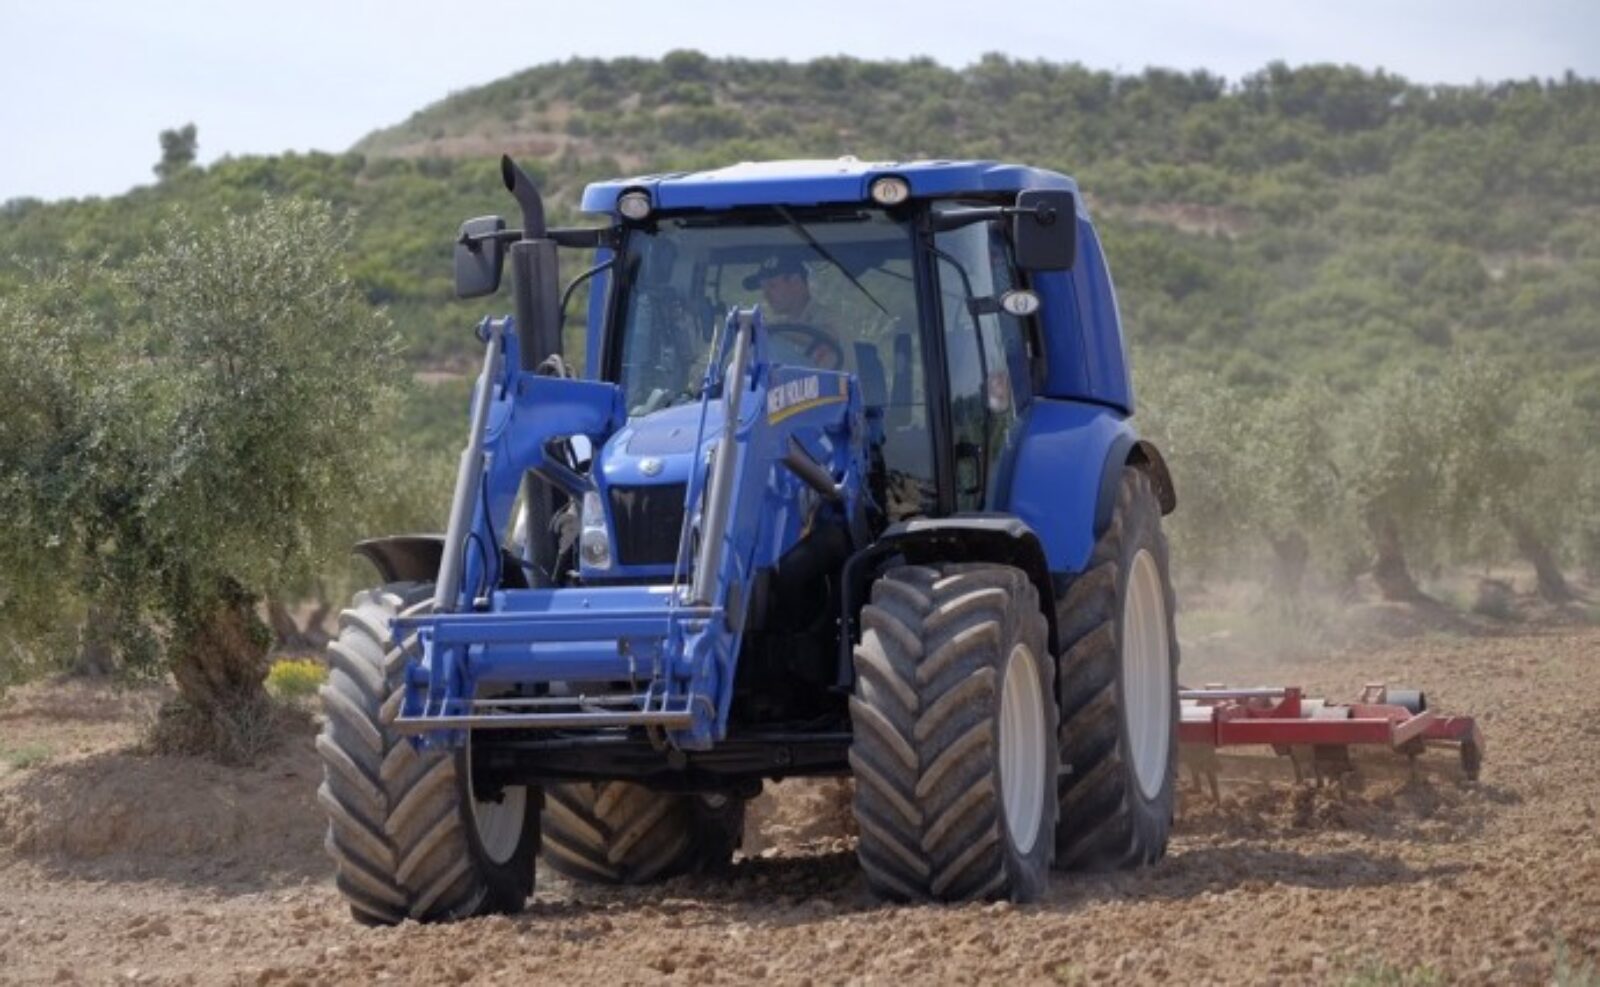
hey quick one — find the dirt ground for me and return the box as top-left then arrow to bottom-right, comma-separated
2,603 -> 1598,985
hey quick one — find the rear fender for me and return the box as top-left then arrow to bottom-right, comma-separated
1127,439 -> 1177,515
1004,399 -> 1176,576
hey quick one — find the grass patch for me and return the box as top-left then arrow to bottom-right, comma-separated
1341,957 -> 1442,986
265,657 -> 327,699
1556,941 -> 1599,987
1,742 -> 53,770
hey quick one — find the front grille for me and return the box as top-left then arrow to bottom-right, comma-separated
609,483 -> 687,567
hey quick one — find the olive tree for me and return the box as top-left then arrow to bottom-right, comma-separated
1491,388 -> 1590,603
1581,454 -> 1600,584
1135,357 -> 1258,583
1338,353 -> 1582,606
0,198 -> 399,750
1245,379 -> 1356,597
0,268 -> 121,681
1339,365 -> 1450,604
1413,354 -> 1588,605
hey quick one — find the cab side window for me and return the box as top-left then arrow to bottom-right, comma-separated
986,225 -> 1036,408
933,209 -> 1033,510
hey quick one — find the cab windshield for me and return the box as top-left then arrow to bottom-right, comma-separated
609,206 -> 935,517
612,209 -> 911,412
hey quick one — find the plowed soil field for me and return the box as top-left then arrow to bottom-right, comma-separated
2,616 -> 1597,985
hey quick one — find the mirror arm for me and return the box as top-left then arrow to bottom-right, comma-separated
550,226 -> 616,249
459,226 -> 613,251
929,202 -> 1065,234
965,296 -> 1001,318
929,206 -> 1004,232
458,228 -> 521,252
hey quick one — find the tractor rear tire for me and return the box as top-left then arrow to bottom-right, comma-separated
849,563 -> 1058,903
1054,467 -> 1180,871
541,783 -> 744,884
317,582 -> 539,924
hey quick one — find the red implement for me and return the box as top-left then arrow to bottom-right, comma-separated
1178,684 -> 1483,795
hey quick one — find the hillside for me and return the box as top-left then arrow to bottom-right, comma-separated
4,54 -> 1599,398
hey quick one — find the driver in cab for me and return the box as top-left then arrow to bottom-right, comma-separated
744,255 -> 847,371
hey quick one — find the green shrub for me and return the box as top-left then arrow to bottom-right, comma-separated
266,658 -> 327,700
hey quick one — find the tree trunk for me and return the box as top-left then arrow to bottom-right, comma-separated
73,604 -> 119,676
266,600 -> 305,650
1366,510 -> 1431,605
266,598 -> 332,653
1268,530 -> 1310,599
1505,516 -> 1575,605
170,580 -> 272,715
303,588 -> 333,650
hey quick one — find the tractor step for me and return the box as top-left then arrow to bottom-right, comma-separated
392,690 -> 706,732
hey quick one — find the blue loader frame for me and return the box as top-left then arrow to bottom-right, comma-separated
394,306 -> 868,751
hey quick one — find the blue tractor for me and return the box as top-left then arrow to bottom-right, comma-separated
317,156 -> 1179,923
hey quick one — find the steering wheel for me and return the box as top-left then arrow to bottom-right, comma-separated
766,322 -> 845,371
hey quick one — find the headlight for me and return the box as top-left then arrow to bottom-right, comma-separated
580,491 -> 612,569
617,189 -> 652,222
868,176 -> 910,206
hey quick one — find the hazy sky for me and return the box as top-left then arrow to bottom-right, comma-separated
2,0 -> 1595,202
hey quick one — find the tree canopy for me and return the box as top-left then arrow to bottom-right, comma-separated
155,123 -> 198,181
0,199 -> 400,739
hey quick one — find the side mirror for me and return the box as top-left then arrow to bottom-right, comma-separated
1012,190 -> 1077,271
454,215 -> 506,299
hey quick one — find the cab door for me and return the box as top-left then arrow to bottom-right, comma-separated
930,210 -> 1037,511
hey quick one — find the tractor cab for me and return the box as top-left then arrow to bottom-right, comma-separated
577,160 -> 1106,567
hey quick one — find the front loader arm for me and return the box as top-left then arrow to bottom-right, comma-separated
673,308 -> 869,739
439,317 -> 625,613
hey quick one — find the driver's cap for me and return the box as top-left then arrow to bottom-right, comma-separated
742,255 -> 807,290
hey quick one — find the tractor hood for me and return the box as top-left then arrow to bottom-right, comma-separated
586,401 -> 730,575
598,400 -> 723,488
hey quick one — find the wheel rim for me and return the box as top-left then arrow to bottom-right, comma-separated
1123,549 -> 1173,801
466,734 -> 527,866
999,642 -> 1048,856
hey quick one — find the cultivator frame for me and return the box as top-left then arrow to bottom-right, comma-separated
1178,684 -> 1484,796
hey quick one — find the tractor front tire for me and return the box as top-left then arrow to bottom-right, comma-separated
317,582 -> 538,924
1054,467 -> 1180,870
541,783 -> 744,884
849,563 -> 1058,903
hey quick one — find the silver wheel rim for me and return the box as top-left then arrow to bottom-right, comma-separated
466,734 -> 527,866
999,642 -> 1047,856
1123,549 -> 1173,800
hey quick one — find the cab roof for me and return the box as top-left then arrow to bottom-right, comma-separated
580,157 -> 1082,216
